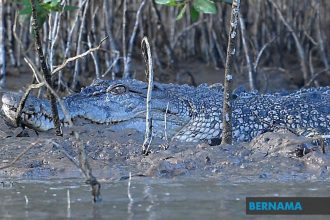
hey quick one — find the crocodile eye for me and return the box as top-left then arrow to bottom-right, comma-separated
28,105 -> 35,111
106,84 -> 128,95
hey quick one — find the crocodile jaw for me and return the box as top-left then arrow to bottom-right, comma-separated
1,92 -> 56,131
2,104 -> 55,131
1,92 -> 188,135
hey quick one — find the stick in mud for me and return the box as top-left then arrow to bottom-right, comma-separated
77,142 -> 102,203
51,140 -> 102,203
141,37 -> 154,155
221,0 -> 241,145
159,102 -> 171,150
161,102 -> 170,150
29,0 -> 62,136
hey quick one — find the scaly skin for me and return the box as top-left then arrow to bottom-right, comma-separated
1,79 -> 330,143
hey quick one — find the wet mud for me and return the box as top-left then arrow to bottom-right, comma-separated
0,116 -> 329,182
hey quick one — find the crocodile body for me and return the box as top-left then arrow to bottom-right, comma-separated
2,79 -> 330,143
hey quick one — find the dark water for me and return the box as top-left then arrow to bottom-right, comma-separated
1,178 -> 330,220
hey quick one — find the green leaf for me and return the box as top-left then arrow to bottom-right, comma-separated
40,3 -> 53,11
190,6 -> 200,22
18,0 -> 78,26
176,4 -> 187,20
193,0 -> 217,14
41,1 -> 62,12
50,0 -> 61,7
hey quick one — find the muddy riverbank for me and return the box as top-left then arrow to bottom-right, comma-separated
0,115 -> 329,182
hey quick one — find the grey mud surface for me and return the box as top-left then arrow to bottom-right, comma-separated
0,116 -> 329,182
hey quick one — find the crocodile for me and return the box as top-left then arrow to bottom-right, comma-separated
1,79 -> 330,143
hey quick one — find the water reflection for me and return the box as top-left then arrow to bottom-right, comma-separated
127,172 -> 134,220
144,183 -> 156,220
66,190 -> 70,218
0,178 -> 329,219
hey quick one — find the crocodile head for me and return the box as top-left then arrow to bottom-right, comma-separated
1,79 -> 194,137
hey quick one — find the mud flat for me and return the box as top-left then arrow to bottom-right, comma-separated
0,116 -> 329,183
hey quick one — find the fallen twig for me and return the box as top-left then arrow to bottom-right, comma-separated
50,140 -> 79,167
0,143 -> 38,170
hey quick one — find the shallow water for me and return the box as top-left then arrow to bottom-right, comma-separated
1,178 -> 330,220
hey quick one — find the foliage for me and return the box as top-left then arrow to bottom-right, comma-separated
156,0 -> 232,21
18,0 -> 78,26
